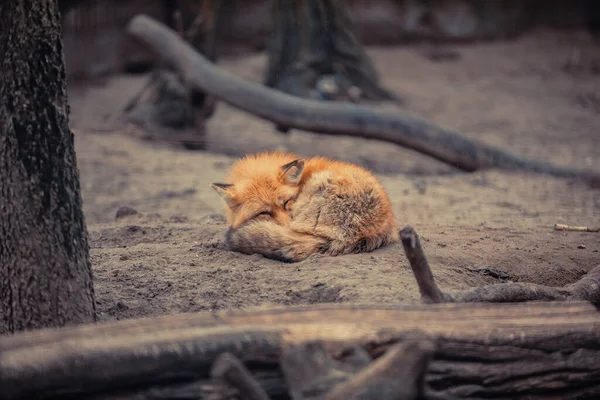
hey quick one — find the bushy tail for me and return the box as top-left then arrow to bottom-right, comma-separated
225,220 -> 330,263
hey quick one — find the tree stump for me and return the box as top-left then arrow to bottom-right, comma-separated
265,0 -> 398,133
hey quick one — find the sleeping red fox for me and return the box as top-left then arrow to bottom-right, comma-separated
211,152 -> 398,262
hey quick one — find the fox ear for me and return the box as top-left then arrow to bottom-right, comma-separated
279,159 -> 305,185
210,183 -> 236,208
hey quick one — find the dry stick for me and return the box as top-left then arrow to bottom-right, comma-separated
399,225 -> 600,306
554,223 -> 600,232
399,226 -> 446,303
125,15 -> 600,187
210,353 -> 271,400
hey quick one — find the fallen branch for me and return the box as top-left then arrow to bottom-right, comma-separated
126,15 -> 600,187
554,223 -> 600,232
2,302 -> 600,399
400,225 -> 600,306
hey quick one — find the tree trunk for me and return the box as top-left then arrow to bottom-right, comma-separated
265,0 -> 397,104
0,0 -> 97,334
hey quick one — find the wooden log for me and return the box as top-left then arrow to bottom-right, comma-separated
2,301 -> 600,399
125,15 -> 600,187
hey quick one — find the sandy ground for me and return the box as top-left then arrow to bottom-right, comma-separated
65,29 -> 600,324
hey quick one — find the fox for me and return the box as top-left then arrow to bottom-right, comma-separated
210,151 -> 399,263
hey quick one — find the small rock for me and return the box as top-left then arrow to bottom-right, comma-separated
578,244 -> 586,249
116,206 -> 139,220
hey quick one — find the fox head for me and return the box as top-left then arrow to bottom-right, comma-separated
211,154 -> 305,229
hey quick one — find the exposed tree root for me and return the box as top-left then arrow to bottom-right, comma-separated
400,225 -> 600,306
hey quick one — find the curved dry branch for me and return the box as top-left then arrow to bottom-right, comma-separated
126,15 -> 600,187
400,225 -> 600,306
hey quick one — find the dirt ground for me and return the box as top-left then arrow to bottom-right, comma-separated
66,29 -> 599,324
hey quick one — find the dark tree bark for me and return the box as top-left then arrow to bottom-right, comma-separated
0,0 -> 96,333
265,0 -> 397,106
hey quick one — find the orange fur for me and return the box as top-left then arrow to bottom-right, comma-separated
211,151 -> 399,262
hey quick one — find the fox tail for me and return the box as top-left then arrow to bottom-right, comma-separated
225,220 -> 330,263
